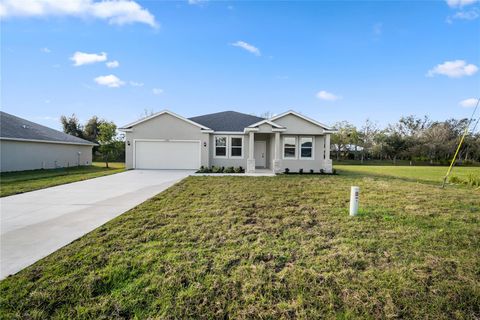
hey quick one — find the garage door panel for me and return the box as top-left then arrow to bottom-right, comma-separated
135,141 -> 200,169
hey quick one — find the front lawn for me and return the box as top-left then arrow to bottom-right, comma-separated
0,162 -> 125,197
0,168 -> 479,318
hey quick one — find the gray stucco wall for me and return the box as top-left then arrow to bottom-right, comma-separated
279,135 -> 326,172
209,134 -> 248,168
124,113 -> 209,169
274,114 -> 326,135
209,133 -> 275,169
0,140 -> 93,172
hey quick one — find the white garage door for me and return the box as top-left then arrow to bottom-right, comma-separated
134,140 -> 200,169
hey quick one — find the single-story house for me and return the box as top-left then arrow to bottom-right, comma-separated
0,111 -> 96,172
119,110 -> 335,173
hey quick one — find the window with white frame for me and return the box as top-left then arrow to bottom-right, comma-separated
215,136 -> 227,157
230,137 -> 243,157
283,137 -> 297,158
300,137 -> 313,159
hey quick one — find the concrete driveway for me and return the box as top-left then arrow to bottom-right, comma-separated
0,170 -> 193,279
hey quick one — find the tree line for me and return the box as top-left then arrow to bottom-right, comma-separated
60,114 -> 124,167
331,115 -> 480,165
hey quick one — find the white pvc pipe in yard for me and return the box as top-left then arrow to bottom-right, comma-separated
350,186 -> 360,216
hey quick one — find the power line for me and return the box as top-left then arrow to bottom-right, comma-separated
442,97 -> 480,188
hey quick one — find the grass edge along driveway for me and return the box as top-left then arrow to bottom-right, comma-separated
0,162 -> 125,197
0,166 -> 478,319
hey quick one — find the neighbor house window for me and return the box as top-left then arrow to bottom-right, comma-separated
230,137 -> 243,158
300,137 -> 313,159
215,136 -> 227,157
283,137 -> 297,158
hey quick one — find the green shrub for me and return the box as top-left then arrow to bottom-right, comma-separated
211,166 -> 223,173
197,166 -> 210,173
234,166 -> 243,173
224,167 -> 235,173
299,169 -> 304,174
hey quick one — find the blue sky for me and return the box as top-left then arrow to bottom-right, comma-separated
1,0 -> 479,130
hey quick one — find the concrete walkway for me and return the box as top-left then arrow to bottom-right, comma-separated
0,170 -> 193,279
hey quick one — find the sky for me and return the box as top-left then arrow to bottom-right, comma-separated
1,0 -> 479,131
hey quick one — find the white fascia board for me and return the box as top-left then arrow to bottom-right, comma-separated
211,131 -> 245,134
247,119 -> 285,129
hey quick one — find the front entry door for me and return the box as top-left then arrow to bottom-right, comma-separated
254,141 -> 267,168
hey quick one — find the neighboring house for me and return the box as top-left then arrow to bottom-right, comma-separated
119,110 -> 335,173
0,111 -> 96,172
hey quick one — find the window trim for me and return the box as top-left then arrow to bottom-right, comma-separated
229,136 -> 244,159
299,136 -> 315,160
214,135 -> 228,158
282,136 -> 297,160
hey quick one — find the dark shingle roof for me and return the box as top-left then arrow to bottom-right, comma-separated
189,111 -> 264,132
0,111 -> 95,145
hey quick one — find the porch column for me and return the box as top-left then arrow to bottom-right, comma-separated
273,132 -> 281,173
247,131 -> 255,173
324,134 -> 332,173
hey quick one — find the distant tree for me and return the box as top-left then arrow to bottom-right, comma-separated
60,114 -> 84,138
331,121 -> 358,160
97,122 -> 121,168
83,116 -> 106,143
383,132 -> 408,164
259,111 -> 274,119
359,119 -> 379,163
140,108 -> 155,119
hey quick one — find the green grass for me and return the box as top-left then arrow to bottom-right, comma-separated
1,167 -> 479,319
336,165 -> 480,186
333,159 -> 480,166
0,162 -> 125,197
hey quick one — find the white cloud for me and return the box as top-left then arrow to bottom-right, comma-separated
459,98 -> 479,107
41,47 -> 51,53
106,60 -> 119,68
0,0 -> 158,28
231,41 -> 261,56
373,22 -> 383,36
447,8 -> 480,22
94,74 -> 125,87
427,60 -> 478,78
188,0 -> 207,5
129,81 -> 144,87
316,90 -> 341,101
71,51 -> 107,66
152,88 -> 164,95
446,0 -> 478,7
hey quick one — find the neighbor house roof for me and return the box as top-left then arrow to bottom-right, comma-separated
0,111 -> 96,146
189,111 -> 265,132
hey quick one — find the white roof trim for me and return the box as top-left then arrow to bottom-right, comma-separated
247,119 -> 285,129
269,110 -> 333,131
212,131 -> 245,134
0,137 -> 97,146
119,110 -> 211,131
